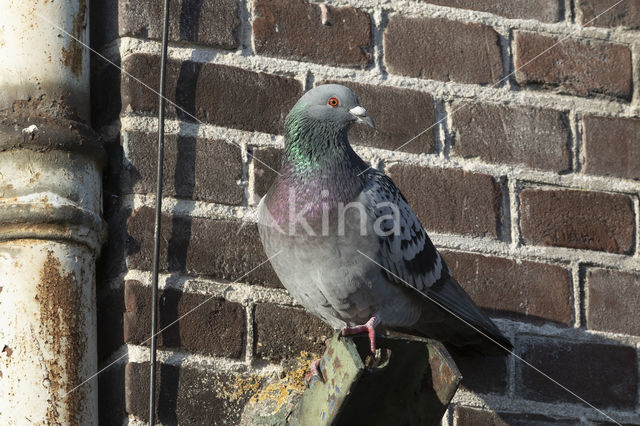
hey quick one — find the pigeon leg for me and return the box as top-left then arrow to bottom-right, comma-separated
304,358 -> 323,387
341,316 -> 380,353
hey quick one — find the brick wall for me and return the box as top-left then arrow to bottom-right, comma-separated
92,0 -> 640,424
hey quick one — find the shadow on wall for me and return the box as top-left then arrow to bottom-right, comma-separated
94,0 -> 207,423
147,2 -> 205,423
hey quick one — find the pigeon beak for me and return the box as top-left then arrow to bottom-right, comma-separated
349,106 -> 375,129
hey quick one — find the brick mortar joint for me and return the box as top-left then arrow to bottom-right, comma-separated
570,110 -> 583,173
571,260 -> 584,329
124,343 -> 282,376
121,268 -> 296,306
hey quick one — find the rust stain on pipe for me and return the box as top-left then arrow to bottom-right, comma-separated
60,0 -> 86,77
38,250 -> 86,425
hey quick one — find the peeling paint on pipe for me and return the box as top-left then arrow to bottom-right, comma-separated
0,0 -> 103,424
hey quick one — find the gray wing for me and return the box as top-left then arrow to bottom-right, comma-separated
361,170 -> 510,350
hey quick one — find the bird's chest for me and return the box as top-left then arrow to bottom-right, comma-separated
259,223 -> 382,328
261,175 -> 363,235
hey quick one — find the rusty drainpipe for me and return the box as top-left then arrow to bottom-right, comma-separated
0,0 -> 105,424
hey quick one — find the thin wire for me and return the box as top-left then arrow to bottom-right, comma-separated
149,0 -> 171,423
356,250 -> 622,425
32,12 -> 283,179
61,252 -> 282,398
357,0 -> 626,177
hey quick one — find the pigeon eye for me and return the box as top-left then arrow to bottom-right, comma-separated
328,97 -> 339,107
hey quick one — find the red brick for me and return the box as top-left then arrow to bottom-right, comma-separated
454,406 -> 580,425
577,0 -> 640,29
119,0 -> 240,49
322,81 -> 436,154
126,207 -> 281,287
125,362 -> 262,424
384,16 -> 503,85
514,31 -> 632,100
251,146 -> 283,199
386,164 -> 503,238
516,338 -> 637,408
586,268 -> 640,336
451,102 -> 570,172
443,251 -> 572,325
253,0 -> 372,68
583,115 -> 640,180
123,131 -> 243,204
253,304 -> 332,362
121,53 -> 303,134
123,280 -> 245,358
519,188 -> 634,254
424,0 -> 563,22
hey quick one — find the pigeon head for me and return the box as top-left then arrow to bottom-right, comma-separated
291,84 -> 375,130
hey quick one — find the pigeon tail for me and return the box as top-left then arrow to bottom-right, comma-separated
396,273 -> 513,356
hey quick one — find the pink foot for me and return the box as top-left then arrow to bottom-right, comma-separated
304,358 -> 323,387
341,316 -> 380,353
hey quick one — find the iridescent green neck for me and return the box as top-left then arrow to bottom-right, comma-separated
283,103 -> 351,174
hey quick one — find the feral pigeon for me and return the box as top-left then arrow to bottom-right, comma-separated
258,84 -> 512,355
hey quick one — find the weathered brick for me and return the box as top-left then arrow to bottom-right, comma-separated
322,81 -> 436,154
586,268 -> 640,336
454,406 -> 579,425
126,362 -> 262,424
253,0 -> 372,68
123,280 -> 245,358
514,31 -> 632,100
119,0 -> 240,49
122,131 -> 243,204
254,304 -> 332,362
126,207 -> 281,287
451,102 -> 570,172
519,188 -> 634,254
516,338 -> 637,408
384,16 -> 503,85
121,53 -> 303,134
251,146 -> 283,199
386,164 -> 503,238
443,251 -> 572,325
577,0 -> 640,29
583,115 -> 640,180
423,0 -> 563,22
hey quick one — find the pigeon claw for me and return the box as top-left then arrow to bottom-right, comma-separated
341,316 -> 380,353
304,359 -> 324,387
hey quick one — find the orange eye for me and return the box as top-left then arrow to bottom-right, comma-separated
328,97 -> 339,107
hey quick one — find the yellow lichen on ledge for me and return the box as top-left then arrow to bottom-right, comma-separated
251,351 -> 318,414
